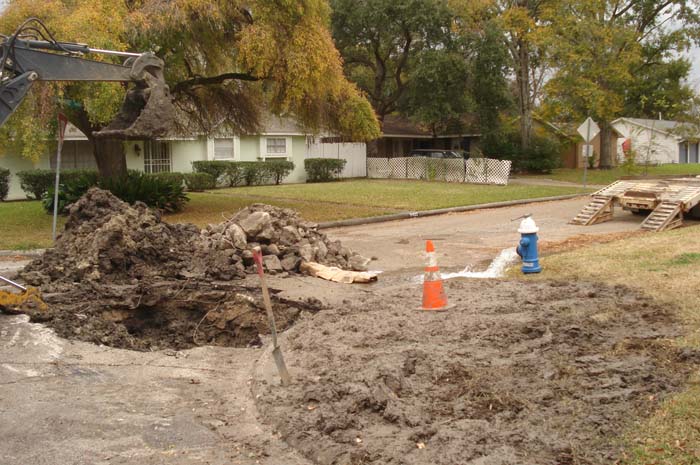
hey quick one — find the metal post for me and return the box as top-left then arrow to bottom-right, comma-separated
51,137 -> 64,241
583,119 -> 590,190
52,114 -> 67,242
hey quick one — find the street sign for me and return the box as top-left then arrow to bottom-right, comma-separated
577,117 -> 600,143
581,144 -> 594,158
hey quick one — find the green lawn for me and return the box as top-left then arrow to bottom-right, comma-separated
0,201 -> 65,250
214,179 -> 586,211
523,164 -> 700,185
525,226 -> 700,464
0,179 -> 585,250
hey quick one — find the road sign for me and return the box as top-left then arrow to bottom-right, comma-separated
581,144 -> 594,158
577,117 -> 600,143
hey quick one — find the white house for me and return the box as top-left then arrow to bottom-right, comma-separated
1,115 -> 367,200
611,117 -> 700,165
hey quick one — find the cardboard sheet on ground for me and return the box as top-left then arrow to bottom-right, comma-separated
300,262 -> 378,284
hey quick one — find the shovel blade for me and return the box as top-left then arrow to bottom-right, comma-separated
272,346 -> 291,386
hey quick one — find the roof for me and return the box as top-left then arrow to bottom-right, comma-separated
612,117 -> 700,141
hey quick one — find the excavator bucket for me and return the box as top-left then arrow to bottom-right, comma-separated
93,53 -> 176,140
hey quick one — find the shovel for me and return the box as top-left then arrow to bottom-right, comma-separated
252,247 -> 291,386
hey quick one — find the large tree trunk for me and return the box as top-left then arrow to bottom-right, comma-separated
90,138 -> 127,178
599,123 -> 615,169
68,107 -> 129,178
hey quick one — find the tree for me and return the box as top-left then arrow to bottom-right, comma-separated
451,0 -> 550,151
400,49 -> 472,136
471,21 -> 513,153
0,0 -> 380,177
330,0 -> 456,123
542,0 -> 700,168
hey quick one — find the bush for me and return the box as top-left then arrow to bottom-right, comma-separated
263,160 -> 295,185
482,132 -> 561,174
100,172 -> 188,213
43,171 -> 99,214
17,169 -> 99,200
191,160 -> 294,187
0,168 -> 9,201
191,161 -> 230,186
43,171 -> 188,214
233,161 -> 271,186
183,172 -> 216,191
147,172 -> 185,187
304,158 -> 346,182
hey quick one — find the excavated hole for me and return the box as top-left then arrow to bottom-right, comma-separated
26,281 -> 321,351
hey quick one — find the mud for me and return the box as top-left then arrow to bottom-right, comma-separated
256,279 -> 692,465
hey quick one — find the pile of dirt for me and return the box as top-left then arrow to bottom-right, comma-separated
22,188 -> 200,288
13,188 -> 370,350
256,279 -> 694,465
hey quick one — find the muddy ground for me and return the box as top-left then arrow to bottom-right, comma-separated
255,278 -> 695,465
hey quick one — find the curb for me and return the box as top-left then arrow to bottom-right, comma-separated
318,193 -> 587,229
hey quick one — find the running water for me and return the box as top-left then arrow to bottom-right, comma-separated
414,247 -> 519,283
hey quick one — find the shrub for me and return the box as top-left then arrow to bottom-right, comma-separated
183,172 -> 216,191
191,161 -> 230,186
234,161 -> 272,186
147,172 -> 184,187
263,160 -> 295,185
304,158 -> 346,182
17,169 -> 99,200
42,171 -> 98,214
0,168 -> 9,201
43,171 -> 188,214
17,169 -> 55,199
482,131 -> 561,174
100,172 -> 188,213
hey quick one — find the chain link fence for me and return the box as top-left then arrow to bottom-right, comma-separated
367,157 -> 512,185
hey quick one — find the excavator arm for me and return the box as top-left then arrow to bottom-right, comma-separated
0,18 -> 175,139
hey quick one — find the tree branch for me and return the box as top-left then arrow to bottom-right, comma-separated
173,73 -> 260,93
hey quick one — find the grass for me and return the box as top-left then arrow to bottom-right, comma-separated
522,164 -> 700,185
0,201 -> 65,250
214,179 -> 587,212
525,226 -> 700,464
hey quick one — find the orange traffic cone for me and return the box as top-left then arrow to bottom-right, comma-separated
422,240 -> 449,311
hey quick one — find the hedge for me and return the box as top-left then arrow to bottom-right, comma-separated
17,169 -> 99,200
304,158 -> 346,182
183,172 -> 216,191
0,168 -> 9,201
191,160 -> 294,186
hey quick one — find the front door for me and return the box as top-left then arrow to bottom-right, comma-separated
679,142 -> 688,164
691,143 -> 699,163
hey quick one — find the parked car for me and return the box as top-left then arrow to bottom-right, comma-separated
408,149 -> 469,160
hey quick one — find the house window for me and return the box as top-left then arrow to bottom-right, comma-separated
213,138 -> 234,160
266,137 -> 287,156
143,140 -> 171,173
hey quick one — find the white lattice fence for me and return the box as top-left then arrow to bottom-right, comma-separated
465,158 -> 512,185
367,157 -> 511,185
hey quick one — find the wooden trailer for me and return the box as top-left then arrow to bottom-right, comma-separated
570,176 -> 700,232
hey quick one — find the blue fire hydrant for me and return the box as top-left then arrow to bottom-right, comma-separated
516,215 -> 541,274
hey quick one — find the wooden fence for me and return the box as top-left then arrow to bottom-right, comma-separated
367,157 -> 512,185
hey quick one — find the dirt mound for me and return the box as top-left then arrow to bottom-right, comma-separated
13,188 -> 370,350
22,188 -> 200,288
255,279 -> 692,465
